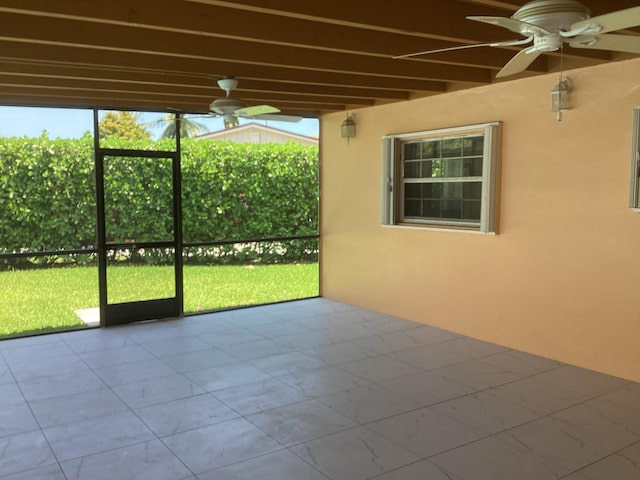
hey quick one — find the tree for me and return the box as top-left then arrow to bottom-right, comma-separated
98,111 -> 151,140
145,114 -> 208,139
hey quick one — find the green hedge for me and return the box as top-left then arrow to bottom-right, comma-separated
0,135 -> 318,267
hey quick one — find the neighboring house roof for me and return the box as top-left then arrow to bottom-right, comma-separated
195,122 -> 318,146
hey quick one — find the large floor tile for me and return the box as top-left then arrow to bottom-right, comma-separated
0,382 -> 26,408
162,417 -> 282,474
488,376 -> 588,416
42,410 -> 155,461
198,449 -> 327,480
159,348 -> 237,373
389,343 -> 467,370
28,388 -> 127,428
249,351 -> 327,376
532,365 -> 627,398
480,350 -> 562,377
431,357 -> 525,391
373,459 -> 464,480
291,426 -> 420,480
138,335 -> 212,358
184,361 -> 271,392
405,325 -> 460,345
92,357 -> 177,387
379,370 -> 475,406
430,434 -> 560,480
2,340 -> 74,365
18,369 -> 105,402
134,393 -> 238,436
60,439 -> 192,480
112,372 -> 205,408
601,382 -> 640,410
335,354 -> 421,383
63,333 -> 137,355
246,398 -> 357,446
367,407 -> 482,458
79,344 -> 155,369
430,391 -> 539,436
0,430 -> 57,477
217,338 -> 296,361
502,403 -> 640,476
571,442 -> 640,480
302,341 -> 374,365
274,330 -> 335,349
317,383 -> 420,424
0,359 -> 13,385
0,464 -> 67,480
212,377 -> 308,416
8,353 -> 90,382
278,364 -> 369,396
438,337 -> 508,359
199,329 -> 266,348
0,401 -> 39,437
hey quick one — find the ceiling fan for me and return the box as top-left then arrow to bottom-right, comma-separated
395,0 -> 640,78
208,76 -> 302,128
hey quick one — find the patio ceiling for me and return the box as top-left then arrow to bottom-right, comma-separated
0,0 -> 639,117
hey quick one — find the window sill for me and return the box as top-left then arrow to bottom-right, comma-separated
633,208 -> 640,213
381,224 -> 496,235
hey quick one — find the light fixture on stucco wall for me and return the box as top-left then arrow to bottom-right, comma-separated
341,114 -> 356,143
551,76 -> 572,122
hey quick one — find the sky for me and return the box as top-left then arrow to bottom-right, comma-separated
0,106 -> 320,140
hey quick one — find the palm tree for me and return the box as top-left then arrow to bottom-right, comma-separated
145,114 -> 208,139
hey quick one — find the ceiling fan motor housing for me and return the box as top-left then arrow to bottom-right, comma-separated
209,96 -> 246,115
513,0 -> 590,32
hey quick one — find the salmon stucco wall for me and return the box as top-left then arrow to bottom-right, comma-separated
320,58 -> 640,382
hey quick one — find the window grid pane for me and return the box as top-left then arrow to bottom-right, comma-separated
401,134 -> 486,224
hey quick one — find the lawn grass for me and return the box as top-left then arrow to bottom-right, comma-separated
0,263 -> 319,339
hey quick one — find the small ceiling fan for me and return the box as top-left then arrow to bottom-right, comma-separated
208,76 -> 302,128
395,0 -> 640,78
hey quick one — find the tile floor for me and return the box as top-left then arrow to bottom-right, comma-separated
1,298 -> 639,480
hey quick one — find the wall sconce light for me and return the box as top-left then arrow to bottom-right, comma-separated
551,77 -> 572,122
341,114 -> 356,143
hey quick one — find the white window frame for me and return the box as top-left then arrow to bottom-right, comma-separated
381,122 -> 500,233
630,108 -> 640,212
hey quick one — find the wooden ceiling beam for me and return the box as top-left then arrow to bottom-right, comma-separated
0,73 -> 377,107
186,0 -> 634,43
0,85 -> 340,114
0,12 -> 493,84
0,61 -> 412,101
0,0 -> 550,72
0,41 -> 450,93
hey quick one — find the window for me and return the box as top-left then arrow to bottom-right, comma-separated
630,108 -> 640,211
382,122 -> 500,233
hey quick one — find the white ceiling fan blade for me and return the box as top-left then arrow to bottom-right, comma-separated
467,16 -> 551,37
569,6 -> 640,35
234,105 -> 280,116
496,48 -> 543,78
252,113 -> 303,123
570,34 -> 640,54
393,37 -> 532,59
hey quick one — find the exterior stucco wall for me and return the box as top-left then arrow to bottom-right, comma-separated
320,58 -> 640,382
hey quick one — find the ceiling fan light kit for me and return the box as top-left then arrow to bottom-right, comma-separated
207,76 -> 302,128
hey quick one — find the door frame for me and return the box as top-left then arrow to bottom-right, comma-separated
95,148 -> 183,327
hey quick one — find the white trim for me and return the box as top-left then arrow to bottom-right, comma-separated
382,122 -> 500,141
381,122 -> 500,234
381,224 -> 496,235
